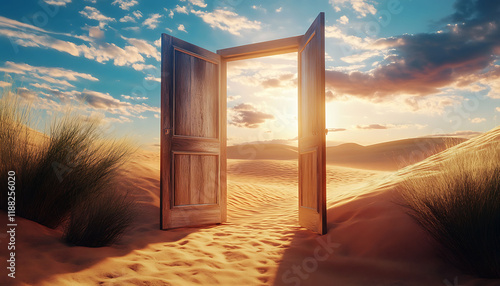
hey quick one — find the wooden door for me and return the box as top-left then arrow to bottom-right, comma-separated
160,34 -> 227,230
298,13 -> 327,235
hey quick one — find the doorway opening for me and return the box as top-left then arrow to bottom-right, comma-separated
160,13 -> 326,234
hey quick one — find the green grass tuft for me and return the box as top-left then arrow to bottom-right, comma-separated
400,141 -> 500,278
0,88 -> 136,246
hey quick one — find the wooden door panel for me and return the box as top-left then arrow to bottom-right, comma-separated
174,50 -> 219,138
161,34 -> 227,230
298,13 -> 327,235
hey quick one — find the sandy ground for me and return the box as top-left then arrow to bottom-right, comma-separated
1,127 -> 500,285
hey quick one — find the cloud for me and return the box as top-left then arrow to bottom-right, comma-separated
356,123 -> 426,130
2,61 -> 98,88
496,107 -> 500,112
356,124 -> 388,130
328,128 -> 347,132
469,117 -> 486,123
143,13 -> 162,29
121,94 -> 148,100
43,0 -> 71,6
181,0 -> 207,8
154,38 -> 161,47
191,9 -> 261,36
119,15 -> 136,23
228,95 -> 241,102
174,5 -> 188,14
178,24 -> 187,33
145,75 -> 160,82
326,1 -> 500,101
112,0 -> 138,10
88,26 -> 104,39
337,15 -> 349,24
230,103 -> 275,128
122,36 -> 161,61
276,7 -> 282,13
80,6 -> 115,28
132,10 -> 143,18
252,5 -> 267,13
17,87 -> 38,100
329,0 -> 377,17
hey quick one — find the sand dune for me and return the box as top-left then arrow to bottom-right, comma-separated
1,128 -> 499,285
228,137 -> 466,170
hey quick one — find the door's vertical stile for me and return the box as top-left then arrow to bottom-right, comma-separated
219,56 -> 228,222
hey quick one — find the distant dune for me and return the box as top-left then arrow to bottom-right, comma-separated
228,137 -> 466,170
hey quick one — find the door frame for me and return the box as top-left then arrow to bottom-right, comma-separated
161,13 -> 326,233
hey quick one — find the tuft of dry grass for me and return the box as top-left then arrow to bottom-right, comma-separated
400,141 -> 500,278
0,88 -> 136,246
63,191 -> 135,247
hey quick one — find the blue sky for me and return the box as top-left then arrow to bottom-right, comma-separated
0,0 -> 499,147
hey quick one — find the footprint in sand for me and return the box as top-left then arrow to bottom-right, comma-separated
223,251 -> 249,262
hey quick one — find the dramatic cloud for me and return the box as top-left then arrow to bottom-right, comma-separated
326,0 -> 500,101
191,9 -> 261,36
80,6 -> 115,28
230,103 -> 275,128
112,0 -> 138,10
143,13 -> 162,29
329,0 -> 377,17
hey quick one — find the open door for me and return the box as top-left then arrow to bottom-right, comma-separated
160,34 -> 227,229
298,13 -> 327,235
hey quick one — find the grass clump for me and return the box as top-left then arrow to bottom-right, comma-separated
0,89 -> 135,247
400,141 -> 500,278
63,191 -> 135,247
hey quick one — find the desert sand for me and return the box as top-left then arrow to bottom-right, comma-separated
1,127 -> 500,285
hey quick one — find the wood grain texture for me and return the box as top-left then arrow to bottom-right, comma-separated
298,13 -> 327,235
217,35 -> 302,62
161,34 -> 225,229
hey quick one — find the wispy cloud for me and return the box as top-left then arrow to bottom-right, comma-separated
142,13 -> 162,29
181,0 -> 207,8
469,117 -> 486,123
191,9 -> 261,36
2,61 -> 98,89
80,6 -> 115,28
43,0 -> 72,6
178,24 -> 187,33
112,0 -> 138,11
329,0 -> 377,17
